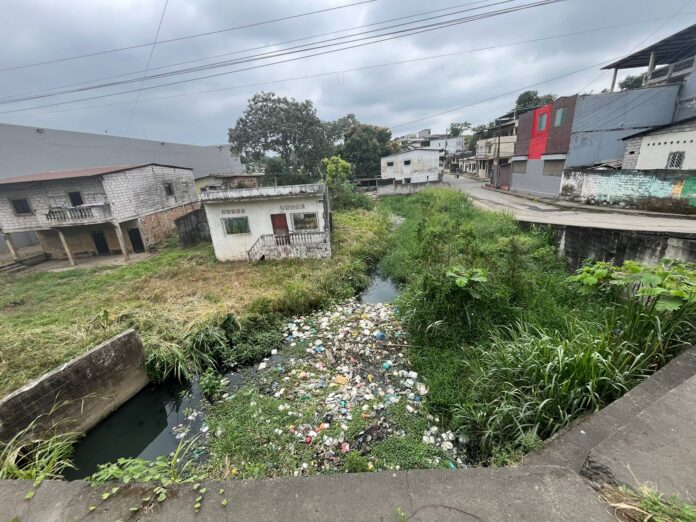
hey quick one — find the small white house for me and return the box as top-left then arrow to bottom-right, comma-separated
622,116 -> 696,170
200,183 -> 331,262
380,149 -> 441,182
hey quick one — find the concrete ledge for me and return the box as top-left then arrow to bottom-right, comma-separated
0,466 -> 611,521
0,329 -> 149,442
524,347 -> 696,473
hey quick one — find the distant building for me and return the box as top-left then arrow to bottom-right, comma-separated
201,184 -> 331,262
472,111 -> 522,180
0,164 -> 198,265
378,150 -> 443,196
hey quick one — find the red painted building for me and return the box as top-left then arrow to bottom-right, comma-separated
509,95 -> 577,197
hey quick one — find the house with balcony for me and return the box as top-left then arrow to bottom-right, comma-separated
200,183 -> 331,262
0,163 -> 198,266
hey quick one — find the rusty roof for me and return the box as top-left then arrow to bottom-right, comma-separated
0,163 -> 190,185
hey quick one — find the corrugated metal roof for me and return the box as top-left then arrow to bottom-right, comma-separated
0,163 -> 189,185
603,23 -> 696,70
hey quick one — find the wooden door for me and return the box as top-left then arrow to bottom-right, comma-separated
270,213 -> 289,246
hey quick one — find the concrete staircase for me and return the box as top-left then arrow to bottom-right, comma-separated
0,261 -> 27,274
524,347 -> 696,498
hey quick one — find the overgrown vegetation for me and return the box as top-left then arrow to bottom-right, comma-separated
380,189 -> 696,464
0,209 -> 389,396
600,484 -> 696,522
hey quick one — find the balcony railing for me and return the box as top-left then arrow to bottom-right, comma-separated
247,231 -> 330,261
645,57 -> 695,85
45,204 -> 112,224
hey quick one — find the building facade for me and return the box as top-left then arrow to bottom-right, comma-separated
509,96 -> 576,197
195,173 -> 263,193
201,184 -> 331,262
0,164 -> 197,265
380,149 -> 441,182
622,116 -> 696,170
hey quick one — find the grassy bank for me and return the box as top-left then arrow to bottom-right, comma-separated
380,189 -> 695,464
0,209 -> 389,396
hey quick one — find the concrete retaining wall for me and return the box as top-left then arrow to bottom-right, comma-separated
376,181 -> 447,196
0,329 -> 149,442
521,222 -> 696,269
175,208 -> 211,245
560,169 -> 696,214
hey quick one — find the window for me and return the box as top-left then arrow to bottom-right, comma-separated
68,191 -> 84,206
512,161 -> 527,174
164,182 -> 174,196
11,198 -> 32,215
292,212 -> 319,231
387,161 -> 394,167
667,151 -> 685,169
537,113 -> 548,131
554,107 -> 567,127
222,216 -> 250,235
404,160 -> 412,166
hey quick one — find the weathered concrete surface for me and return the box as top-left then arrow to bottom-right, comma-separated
446,175 -> 696,233
0,466 -> 611,521
0,329 -> 149,442
583,373 -> 696,499
524,347 -> 696,472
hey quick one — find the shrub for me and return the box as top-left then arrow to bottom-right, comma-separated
344,451 -> 370,473
199,368 -> 225,402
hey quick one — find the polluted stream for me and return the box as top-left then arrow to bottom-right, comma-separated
64,272 -> 399,480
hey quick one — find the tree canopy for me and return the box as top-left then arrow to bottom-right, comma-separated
340,123 -> 400,178
447,122 -> 471,137
514,90 -> 557,109
619,74 -> 644,91
228,92 -> 328,177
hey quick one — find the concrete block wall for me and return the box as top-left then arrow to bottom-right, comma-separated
175,208 -> 211,245
561,169 -> 696,214
510,160 -> 563,197
0,329 -> 149,442
622,137 -> 642,169
0,177 -> 107,232
36,223 -> 131,260
102,165 -> 197,222
140,202 -> 200,247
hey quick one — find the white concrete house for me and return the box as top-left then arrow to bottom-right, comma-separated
0,163 -> 198,265
380,149 -> 441,182
622,116 -> 696,170
201,184 -> 331,262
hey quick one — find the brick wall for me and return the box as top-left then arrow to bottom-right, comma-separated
622,137 -> 642,169
140,202 -> 200,247
561,169 -> 696,213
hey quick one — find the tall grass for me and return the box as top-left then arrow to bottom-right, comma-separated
379,189 -> 696,464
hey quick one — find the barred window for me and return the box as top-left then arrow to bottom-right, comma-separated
292,212 -> 319,231
222,216 -> 250,235
666,151 -> 685,169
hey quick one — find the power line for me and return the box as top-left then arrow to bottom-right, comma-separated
0,0 -> 377,73
0,0 -> 563,115
0,0 -> 500,102
20,16 -> 679,118
0,0 -> 530,105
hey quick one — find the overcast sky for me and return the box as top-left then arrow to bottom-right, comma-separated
1,0 -> 694,144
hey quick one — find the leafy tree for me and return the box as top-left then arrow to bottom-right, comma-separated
514,90 -> 557,109
619,74 -> 644,91
341,124 -> 399,178
447,122 -> 471,137
228,92 -> 327,178
323,113 -> 359,148
320,156 -> 373,211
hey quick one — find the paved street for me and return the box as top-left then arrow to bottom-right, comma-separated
445,175 -> 696,233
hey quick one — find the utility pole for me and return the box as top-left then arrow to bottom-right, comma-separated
493,126 -> 501,188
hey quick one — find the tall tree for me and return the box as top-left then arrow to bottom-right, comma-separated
340,124 -> 399,178
323,113 -> 359,149
447,121 -> 471,137
514,90 -> 557,109
228,92 -> 327,177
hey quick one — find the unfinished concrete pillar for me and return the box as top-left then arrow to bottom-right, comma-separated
55,229 -> 76,267
2,233 -> 20,262
112,222 -> 130,261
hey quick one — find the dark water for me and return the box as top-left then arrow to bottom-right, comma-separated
64,272 -> 397,480
359,271 -> 398,304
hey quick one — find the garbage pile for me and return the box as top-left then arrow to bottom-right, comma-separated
250,299 -> 464,473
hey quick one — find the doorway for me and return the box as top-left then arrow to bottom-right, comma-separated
128,228 -> 145,253
270,213 -> 289,246
91,230 -> 110,255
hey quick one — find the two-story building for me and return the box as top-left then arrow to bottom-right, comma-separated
0,163 -> 198,266
201,184 -> 331,262
195,172 -> 264,193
